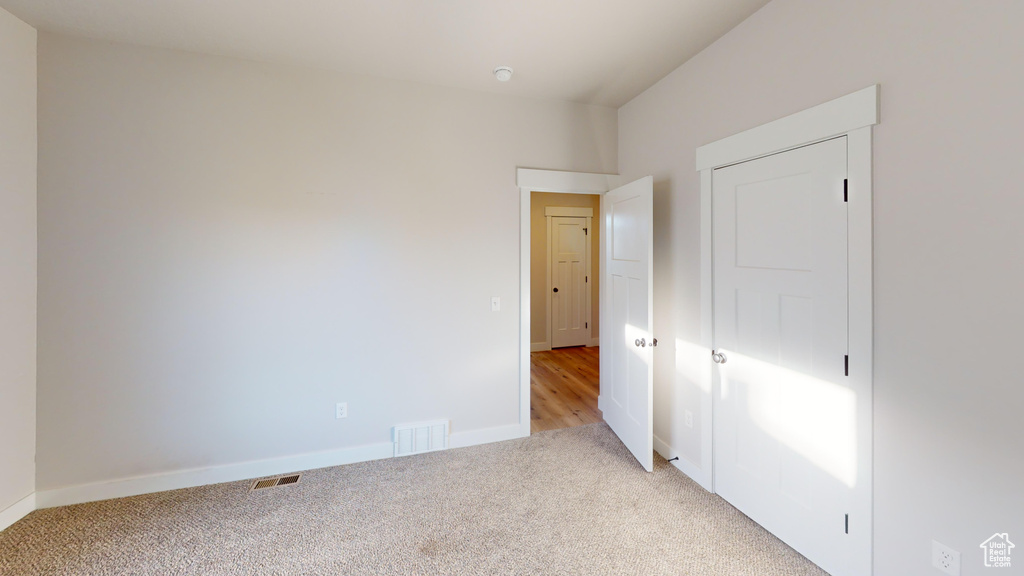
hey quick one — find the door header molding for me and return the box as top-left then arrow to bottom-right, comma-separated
517,168 -> 621,194
545,206 -> 594,218
695,85 -> 879,171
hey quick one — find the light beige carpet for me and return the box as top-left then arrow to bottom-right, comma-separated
0,424 -> 828,575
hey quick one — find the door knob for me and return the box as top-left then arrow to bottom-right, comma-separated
553,287 -> 559,293
635,338 -> 646,347
712,351 -> 727,364
652,338 -> 658,347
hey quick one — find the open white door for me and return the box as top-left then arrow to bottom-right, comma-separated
600,176 -> 654,471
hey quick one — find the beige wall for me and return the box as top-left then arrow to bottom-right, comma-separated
0,7 -> 37,516
36,33 -> 617,490
529,192 -> 601,347
618,0 -> 1024,573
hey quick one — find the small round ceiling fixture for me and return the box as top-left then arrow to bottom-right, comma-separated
493,66 -> 513,82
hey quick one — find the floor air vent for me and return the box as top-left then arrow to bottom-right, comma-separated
250,474 -> 302,491
393,420 -> 449,457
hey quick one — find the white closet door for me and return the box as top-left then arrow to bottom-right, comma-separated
713,137 -> 857,575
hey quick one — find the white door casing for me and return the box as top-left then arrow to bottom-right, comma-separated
517,169 -> 621,438
547,208 -> 592,348
696,85 -> 877,576
713,136 -> 855,575
600,176 -> 655,472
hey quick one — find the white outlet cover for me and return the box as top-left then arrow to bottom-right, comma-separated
684,410 -> 694,429
336,402 -> 348,419
932,540 -> 960,576
491,296 -> 500,311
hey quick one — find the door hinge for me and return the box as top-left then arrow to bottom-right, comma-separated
845,514 -> 849,534
844,355 -> 849,376
585,275 -> 588,283
585,322 -> 588,329
843,179 -> 848,203
583,227 -> 588,235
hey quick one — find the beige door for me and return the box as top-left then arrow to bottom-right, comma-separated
550,216 -> 590,348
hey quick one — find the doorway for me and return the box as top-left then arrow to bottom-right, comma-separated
530,192 -> 600,434
517,169 -> 655,471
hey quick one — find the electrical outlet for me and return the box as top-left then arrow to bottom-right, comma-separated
685,410 -> 694,429
932,540 -> 960,575
491,296 -> 501,312
336,402 -> 348,419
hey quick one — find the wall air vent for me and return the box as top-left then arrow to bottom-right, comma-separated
250,474 -> 302,491
393,420 -> 449,457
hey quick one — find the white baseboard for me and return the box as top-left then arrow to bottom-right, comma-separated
450,423 -> 525,448
0,492 -> 36,532
652,433 -> 671,459
535,341 -> 598,351
36,441 -> 394,509
35,423 -> 529,510
654,433 -> 713,492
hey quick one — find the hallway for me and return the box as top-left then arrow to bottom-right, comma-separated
530,346 -> 601,434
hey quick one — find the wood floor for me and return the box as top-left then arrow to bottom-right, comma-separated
530,346 -> 601,434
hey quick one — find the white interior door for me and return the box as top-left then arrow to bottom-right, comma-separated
551,216 -> 590,348
712,137 -> 859,575
600,176 -> 654,471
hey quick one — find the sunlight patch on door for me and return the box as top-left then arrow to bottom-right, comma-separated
624,323 -> 650,362
720,350 -> 857,488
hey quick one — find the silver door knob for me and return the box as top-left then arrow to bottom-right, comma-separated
635,338 -> 646,348
712,351 -> 727,364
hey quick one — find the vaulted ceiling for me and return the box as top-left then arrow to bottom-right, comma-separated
2,0 -> 768,107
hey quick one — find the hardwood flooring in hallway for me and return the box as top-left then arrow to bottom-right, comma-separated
530,346 -> 601,434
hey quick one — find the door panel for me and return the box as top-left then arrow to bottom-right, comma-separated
713,137 -> 855,575
601,176 -> 654,472
735,173 -> 815,271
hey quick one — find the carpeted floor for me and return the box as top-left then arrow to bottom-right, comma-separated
0,424 -> 828,575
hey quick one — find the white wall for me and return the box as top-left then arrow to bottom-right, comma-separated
36,34 -> 617,492
530,192 -> 601,348
0,7 -> 37,521
618,1 -> 1024,574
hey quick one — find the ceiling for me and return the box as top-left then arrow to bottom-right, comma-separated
1,0 -> 769,108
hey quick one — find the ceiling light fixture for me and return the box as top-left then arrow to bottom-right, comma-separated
493,66 -> 513,82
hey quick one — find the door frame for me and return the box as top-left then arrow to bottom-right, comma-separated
517,169 -> 621,436
696,85 -> 879,573
546,207 -> 594,350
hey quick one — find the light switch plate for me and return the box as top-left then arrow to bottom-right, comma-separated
491,297 -> 500,312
